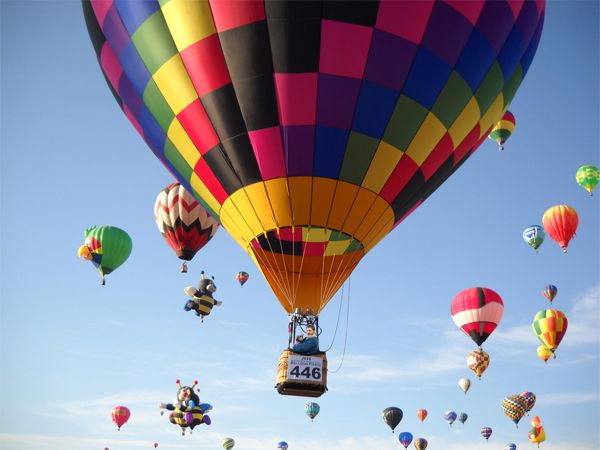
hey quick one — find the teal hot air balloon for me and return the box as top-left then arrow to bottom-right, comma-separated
78,226 -> 132,285
458,412 -> 468,424
382,407 -> 403,433
523,225 -> 545,252
305,402 -> 320,421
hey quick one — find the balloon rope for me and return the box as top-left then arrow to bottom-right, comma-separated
321,283 -> 345,352
328,277 -> 351,374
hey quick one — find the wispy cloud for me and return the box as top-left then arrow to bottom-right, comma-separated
536,390 -> 600,406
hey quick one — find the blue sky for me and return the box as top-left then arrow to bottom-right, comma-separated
1,1 -> 598,450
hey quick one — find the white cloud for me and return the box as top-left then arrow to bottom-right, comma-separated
536,390 -> 600,406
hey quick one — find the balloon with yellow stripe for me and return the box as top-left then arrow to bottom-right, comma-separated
532,309 -> 568,356
83,0 -> 545,315
488,110 -> 516,151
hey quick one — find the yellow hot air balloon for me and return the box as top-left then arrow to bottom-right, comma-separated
466,349 -> 490,379
536,344 -> 553,364
532,309 -> 568,355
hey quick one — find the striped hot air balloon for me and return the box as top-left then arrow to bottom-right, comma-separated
451,287 -> 504,347
532,309 -> 568,355
382,407 -> 403,433
488,110 -> 515,150
501,394 -> 528,426
416,409 -> 428,423
222,438 -> 235,450
154,183 -> 219,273
481,426 -> 493,441
542,205 -> 578,252
236,271 -> 250,286
414,438 -> 428,450
444,410 -> 457,426
542,285 -> 557,303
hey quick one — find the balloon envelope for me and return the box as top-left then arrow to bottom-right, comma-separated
520,392 -> 536,413
536,344 -> 553,363
277,442 -> 288,450
416,409 -> 428,422
154,183 -> 219,266
458,412 -> 468,424
84,0 -> 545,315
488,110 -> 515,150
481,426 -> 493,440
399,432 -> 413,449
414,438 -> 428,450
501,395 -> 527,425
444,410 -> 457,426
222,438 -> 235,450
382,407 -> 403,432
111,405 -> 131,430
506,444 -> 517,450
467,348 -> 490,378
236,271 -> 250,286
542,285 -> 557,303
522,225 -> 545,251
305,402 -> 320,420
451,287 -> 504,346
79,226 -> 132,284
542,205 -> 578,252
458,377 -> 471,394
532,309 -> 568,352
575,165 -> 600,195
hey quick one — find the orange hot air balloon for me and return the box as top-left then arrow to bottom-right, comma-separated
541,205 -> 578,252
416,409 -> 428,423
111,405 -> 130,430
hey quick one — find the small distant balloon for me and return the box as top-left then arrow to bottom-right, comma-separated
305,402 -> 320,421
467,348 -> 490,379
542,285 -> 557,303
542,205 -> 578,252
154,444 -> 158,449
536,345 -> 553,364
458,412 -> 468,425
481,426 -> 493,440
416,409 -> 428,422
222,437 -> 235,450
277,442 -> 288,450
523,226 -> 545,252
506,444 -> 517,450
399,432 -> 413,449
111,405 -> 131,430
575,165 -> 600,195
520,392 -> 537,414
444,410 -> 457,426
488,110 -> 515,151
414,437 -> 428,450
236,271 -> 250,287
458,377 -> 471,394
382,407 -> 403,433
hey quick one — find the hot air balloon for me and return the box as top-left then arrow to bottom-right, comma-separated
536,345 -> 553,364
506,444 -> 517,450
488,110 -> 515,151
158,380 -> 211,435
467,348 -> 490,379
154,444 -> 158,449
305,402 -> 320,421
79,226 -> 132,285
399,432 -> 413,449
575,165 -> 600,195
542,205 -> 578,252
532,309 -> 568,355
382,407 -> 403,433
520,392 -> 536,414
458,377 -> 471,394
451,287 -> 504,347
444,410 -> 457,426
481,426 -> 493,441
111,405 -> 130,431
522,226 -> 545,252
501,394 -> 528,427
458,412 -> 468,425
155,183 -> 219,273
84,0 -> 546,394
414,438 -> 428,450
236,271 -> 250,286
542,285 -> 557,303
529,417 -> 546,447
416,409 -> 428,423
277,442 -> 288,450
222,438 -> 235,450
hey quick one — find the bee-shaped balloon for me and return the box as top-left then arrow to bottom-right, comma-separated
158,380 -> 212,435
183,271 -> 222,321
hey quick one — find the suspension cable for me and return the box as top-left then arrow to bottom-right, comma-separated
321,283 -> 345,352
327,277 -> 350,374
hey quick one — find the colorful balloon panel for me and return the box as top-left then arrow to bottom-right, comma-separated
575,165 -> 600,195
451,287 -> 504,346
84,0 -> 546,315
532,309 -> 568,352
154,183 -> 219,263
488,110 -> 515,150
541,205 -> 578,252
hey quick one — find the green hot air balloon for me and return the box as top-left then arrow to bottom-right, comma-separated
78,226 -> 132,285
575,165 -> 600,196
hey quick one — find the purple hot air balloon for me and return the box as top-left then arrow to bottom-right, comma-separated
444,410 -> 457,426
481,426 -> 493,440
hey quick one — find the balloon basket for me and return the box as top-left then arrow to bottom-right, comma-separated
275,349 -> 327,398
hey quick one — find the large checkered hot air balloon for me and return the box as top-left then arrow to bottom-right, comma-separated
83,0 -> 545,317
154,183 -> 219,273
451,287 -> 504,347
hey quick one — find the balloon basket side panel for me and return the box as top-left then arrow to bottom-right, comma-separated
275,350 -> 328,398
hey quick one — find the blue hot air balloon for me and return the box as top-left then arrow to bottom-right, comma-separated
399,432 -> 413,449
